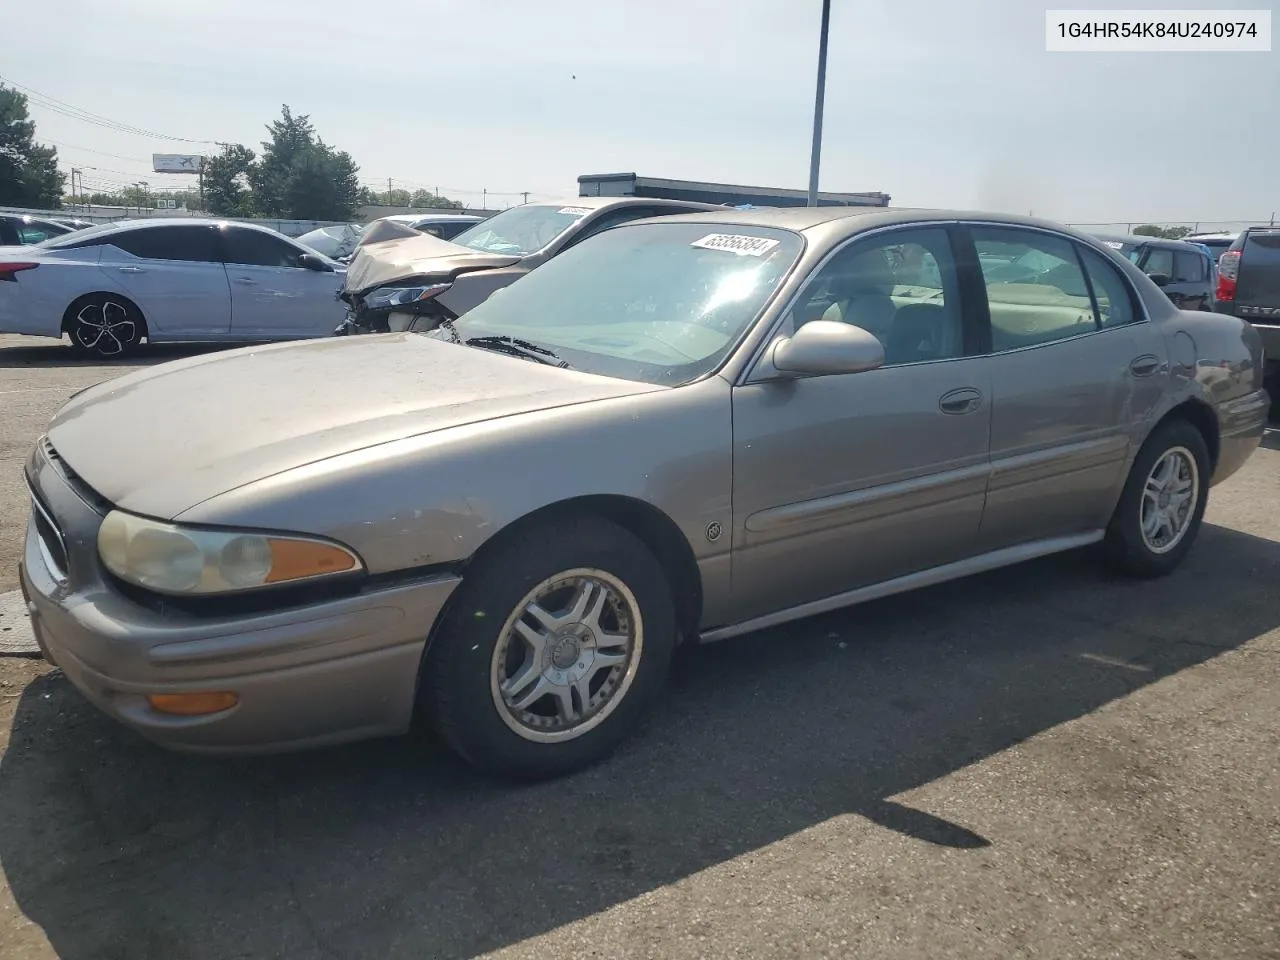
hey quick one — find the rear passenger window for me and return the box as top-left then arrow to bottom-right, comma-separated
1173,251 -> 1206,283
1078,246 -> 1137,328
1141,248 -> 1174,279
970,227 -> 1097,351
800,226 -> 965,367
109,226 -> 219,263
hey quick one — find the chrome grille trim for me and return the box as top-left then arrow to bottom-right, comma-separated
24,474 -> 69,584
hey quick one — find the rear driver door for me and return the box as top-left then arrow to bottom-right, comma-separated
96,224 -> 232,337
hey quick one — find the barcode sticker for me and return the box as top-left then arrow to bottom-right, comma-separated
690,234 -> 780,257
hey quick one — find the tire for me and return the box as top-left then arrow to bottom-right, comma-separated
66,294 -> 145,358
422,513 -> 677,781
1102,418 -> 1210,578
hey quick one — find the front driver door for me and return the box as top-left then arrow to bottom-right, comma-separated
219,226 -> 345,339
729,225 -> 993,623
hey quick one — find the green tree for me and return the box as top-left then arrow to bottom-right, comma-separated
203,143 -> 257,216
1133,224 -> 1192,240
410,188 -> 463,209
248,106 -> 360,220
0,84 -> 65,209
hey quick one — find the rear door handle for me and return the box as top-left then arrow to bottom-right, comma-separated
117,266 -> 144,274
939,387 -> 983,415
1129,355 -> 1161,377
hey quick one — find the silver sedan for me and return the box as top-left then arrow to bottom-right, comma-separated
19,207 -> 1269,781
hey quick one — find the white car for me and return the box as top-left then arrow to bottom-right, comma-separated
0,218 -> 347,357
295,222 -> 365,260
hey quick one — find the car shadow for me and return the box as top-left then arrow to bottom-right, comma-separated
0,523 -> 1276,960
1261,426 -> 1280,451
0,341 -> 258,369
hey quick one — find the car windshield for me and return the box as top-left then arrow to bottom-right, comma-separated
450,204 -> 593,256
432,221 -> 804,386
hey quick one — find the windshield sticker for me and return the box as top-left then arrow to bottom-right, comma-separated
691,234 -> 780,257
557,206 -> 592,216
1101,240 -> 1124,249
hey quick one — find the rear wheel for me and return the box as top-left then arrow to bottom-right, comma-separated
66,294 -> 145,358
422,514 -> 677,781
1102,419 -> 1210,578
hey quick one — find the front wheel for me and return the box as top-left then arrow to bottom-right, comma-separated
421,514 -> 677,781
67,295 -> 145,358
1102,419 -> 1210,578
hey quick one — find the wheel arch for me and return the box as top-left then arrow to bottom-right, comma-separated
459,494 -> 704,643
1149,397 -> 1220,473
60,291 -> 149,338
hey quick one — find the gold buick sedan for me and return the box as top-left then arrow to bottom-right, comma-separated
19,206 -> 1268,781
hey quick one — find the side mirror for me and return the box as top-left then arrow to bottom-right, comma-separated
770,320 -> 885,377
298,252 -> 334,272
1147,272 -> 1171,287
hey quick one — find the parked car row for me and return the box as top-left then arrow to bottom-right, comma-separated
18,204 -> 1269,782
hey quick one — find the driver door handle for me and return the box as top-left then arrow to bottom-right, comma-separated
117,266 -> 144,274
233,277 -> 258,285
939,387 -> 983,415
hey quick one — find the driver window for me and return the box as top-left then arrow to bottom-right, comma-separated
794,227 -> 964,367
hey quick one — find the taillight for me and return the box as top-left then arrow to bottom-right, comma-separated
0,262 -> 39,282
1217,250 -> 1240,301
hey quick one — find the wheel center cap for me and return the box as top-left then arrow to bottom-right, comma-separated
551,636 -> 581,670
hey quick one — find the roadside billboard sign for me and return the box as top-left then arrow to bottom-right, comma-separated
152,154 -> 203,174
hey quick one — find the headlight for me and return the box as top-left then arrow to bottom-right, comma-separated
362,282 -> 452,311
97,510 -> 362,596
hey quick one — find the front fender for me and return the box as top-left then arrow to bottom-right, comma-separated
180,377 -> 735,616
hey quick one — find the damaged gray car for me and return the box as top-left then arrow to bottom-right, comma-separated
334,196 -> 718,335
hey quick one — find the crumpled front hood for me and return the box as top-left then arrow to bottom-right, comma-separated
344,232 -> 521,294
45,334 -> 658,519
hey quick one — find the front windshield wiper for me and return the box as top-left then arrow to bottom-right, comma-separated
465,335 -> 570,368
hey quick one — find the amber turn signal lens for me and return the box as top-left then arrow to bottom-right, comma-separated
265,538 -> 358,583
146,692 -> 239,716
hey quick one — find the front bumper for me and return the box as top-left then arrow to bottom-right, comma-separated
20,444 -> 461,755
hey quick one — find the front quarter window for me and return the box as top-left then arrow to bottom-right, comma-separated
440,222 -> 804,385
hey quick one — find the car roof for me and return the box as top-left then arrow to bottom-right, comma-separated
1091,231 -> 1204,251
68,217 -> 298,238
631,206 -> 1167,250
381,214 -> 481,223
529,196 -> 721,213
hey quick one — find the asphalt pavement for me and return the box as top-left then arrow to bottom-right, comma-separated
0,333 -> 1276,960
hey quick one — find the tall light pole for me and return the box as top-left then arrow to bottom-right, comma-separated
806,0 -> 832,207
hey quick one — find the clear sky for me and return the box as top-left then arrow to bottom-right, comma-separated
6,0 -> 1277,225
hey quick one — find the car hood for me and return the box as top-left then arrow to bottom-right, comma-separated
344,232 -> 521,294
45,334 -> 660,519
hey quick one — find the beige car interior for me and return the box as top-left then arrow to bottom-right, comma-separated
810,238 -> 1104,362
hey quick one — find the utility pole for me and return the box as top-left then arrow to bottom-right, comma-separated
806,0 -> 832,207
198,158 -> 205,212
521,191 -> 530,205
70,168 -> 81,211
387,177 -> 393,206
482,188 -> 487,209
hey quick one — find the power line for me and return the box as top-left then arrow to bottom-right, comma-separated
0,73 -> 218,144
